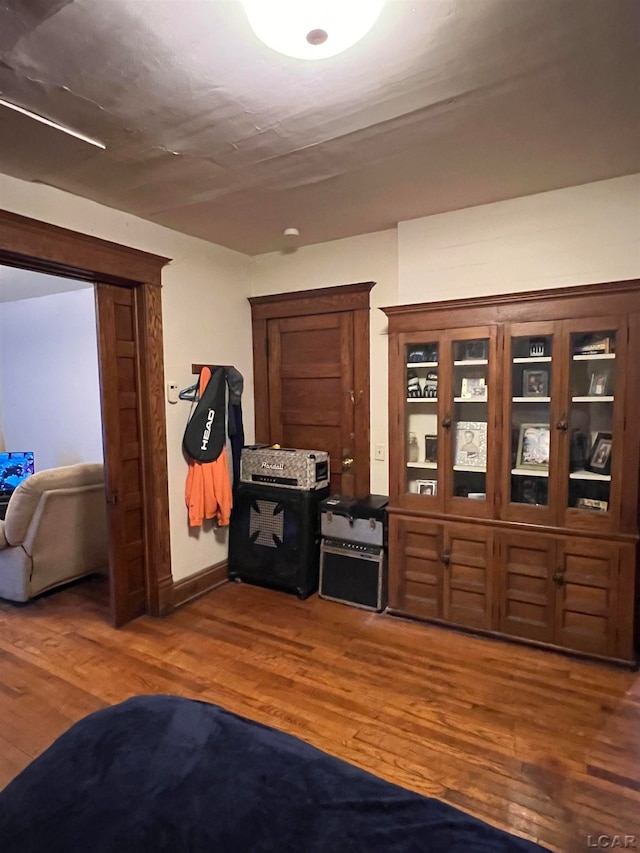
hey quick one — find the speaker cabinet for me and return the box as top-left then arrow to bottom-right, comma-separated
228,482 -> 329,599
319,539 -> 387,612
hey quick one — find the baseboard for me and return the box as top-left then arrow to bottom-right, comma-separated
171,561 -> 228,610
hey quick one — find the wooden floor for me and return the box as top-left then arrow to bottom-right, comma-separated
0,576 -> 638,851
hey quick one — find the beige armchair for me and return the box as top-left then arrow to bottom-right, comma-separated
0,463 -> 108,602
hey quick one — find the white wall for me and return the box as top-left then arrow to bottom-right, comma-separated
249,229 -> 398,496
399,174 -> 640,304
0,288 -> 103,469
0,173 -> 253,582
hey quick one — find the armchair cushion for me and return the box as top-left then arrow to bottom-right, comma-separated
4,463 -> 104,546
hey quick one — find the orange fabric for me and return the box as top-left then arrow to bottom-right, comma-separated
184,367 -> 233,527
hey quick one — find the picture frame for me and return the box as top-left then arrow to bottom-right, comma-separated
588,432 -> 612,475
416,479 -> 437,496
573,335 -> 612,356
522,369 -> 549,397
516,423 -> 550,470
460,375 -> 487,400
424,434 -> 438,463
454,421 -> 487,468
577,497 -> 608,512
569,429 -> 590,472
462,340 -> 487,361
588,370 -> 610,396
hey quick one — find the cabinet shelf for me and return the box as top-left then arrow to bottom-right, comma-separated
513,356 -> 552,363
453,465 -> 486,473
406,361 -> 438,368
569,470 -> 611,482
571,395 -> 614,403
572,353 -> 616,361
453,359 -> 488,366
407,461 -> 437,469
406,398 -> 438,403
511,468 -> 549,478
453,396 -> 487,403
512,396 -> 551,403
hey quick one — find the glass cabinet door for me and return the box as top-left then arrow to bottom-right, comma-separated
450,336 -> 490,505
508,332 -> 554,510
566,327 -> 617,519
404,340 -> 439,497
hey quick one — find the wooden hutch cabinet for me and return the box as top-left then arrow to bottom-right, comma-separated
382,280 -> 640,665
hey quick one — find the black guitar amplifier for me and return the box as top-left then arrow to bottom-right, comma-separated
318,494 -> 388,612
319,538 -> 387,612
228,482 -> 329,599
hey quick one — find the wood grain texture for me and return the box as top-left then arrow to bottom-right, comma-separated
251,283 -> 372,497
0,578 -> 638,852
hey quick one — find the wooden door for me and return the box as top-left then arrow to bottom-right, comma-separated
443,523 -> 494,631
388,514 -> 444,619
250,283 -> 373,498
95,285 -> 147,626
498,530 -> 556,643
267,312 -> 356,494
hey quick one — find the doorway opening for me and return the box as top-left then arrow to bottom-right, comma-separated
0,209 -> 172,626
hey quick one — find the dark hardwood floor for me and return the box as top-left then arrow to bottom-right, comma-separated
0,576 -> 638,851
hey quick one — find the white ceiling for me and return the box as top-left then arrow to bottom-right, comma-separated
0,265 -> 89,303
0,0 -> 638,256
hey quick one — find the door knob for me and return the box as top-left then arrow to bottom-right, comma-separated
552,570 -> 565,585
342,456 -> 354,471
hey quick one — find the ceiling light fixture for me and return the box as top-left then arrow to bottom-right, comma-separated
241,0 -> 384,60
0,98 -> 106,149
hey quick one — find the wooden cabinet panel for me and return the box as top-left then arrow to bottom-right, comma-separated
444,524 -> 494,631
388,515 -> 443,619
555,538 -> 618,657
498,531 -> 556,644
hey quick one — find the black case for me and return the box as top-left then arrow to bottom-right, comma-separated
228,482 -> 329,599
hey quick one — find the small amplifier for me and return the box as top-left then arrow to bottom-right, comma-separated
319,539 -> 387,612
240,445 -> 330,490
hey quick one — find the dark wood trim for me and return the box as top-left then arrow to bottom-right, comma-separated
252,316 -> 270,442
136,283 -> 172,615
249,281 -> 374,320
353,307 -> 371,498
0,207 -> 172,624
171,561 -> 228,609
382,278 -> 640,319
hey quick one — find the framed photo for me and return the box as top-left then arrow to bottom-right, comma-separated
424,434 -> 438,463
573,335 -> 612,356
522,369 -> 549,396
577,497 -> 608,512
516,424 -> 550,470
460,375 -> 487,400
569,429 -> 590,472
588,432 -> 612,475
588,370 -> 610,396
416,479 -> 437,496
454,421 -> 487,468
462,340 -> 487,361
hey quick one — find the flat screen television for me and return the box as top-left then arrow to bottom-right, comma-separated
0,452 -> 35,498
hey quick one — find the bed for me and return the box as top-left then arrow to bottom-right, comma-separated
0,695 -> 547,852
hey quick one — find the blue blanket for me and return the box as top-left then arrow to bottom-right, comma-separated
0,695 -> 546,852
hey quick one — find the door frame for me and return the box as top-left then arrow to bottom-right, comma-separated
249,282 -> 374,497
0,208 -> 173,620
